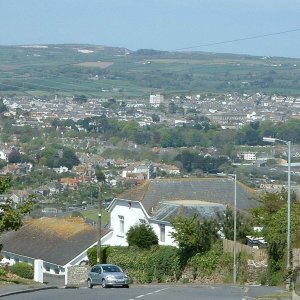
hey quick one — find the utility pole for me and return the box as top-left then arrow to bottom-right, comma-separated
97,183 -> 102,263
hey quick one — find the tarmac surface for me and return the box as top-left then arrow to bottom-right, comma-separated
0,274 -> 65,297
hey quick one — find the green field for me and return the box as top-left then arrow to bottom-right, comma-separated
1,44 -> 300,97
81,208 -> 110,226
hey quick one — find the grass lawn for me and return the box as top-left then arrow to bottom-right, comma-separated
81,208 -> 110,226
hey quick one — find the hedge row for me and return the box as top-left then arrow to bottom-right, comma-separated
88,245 -> 182,283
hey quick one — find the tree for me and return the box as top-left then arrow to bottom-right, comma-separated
251,189 -> 300,285
220,206 -> 252,244
126,224 -> 158,249
0,176 -> 33,249
8,148 -> 22,163
170,215 -> 220,261
151,114 -> 160,122
95,167 -> 106,183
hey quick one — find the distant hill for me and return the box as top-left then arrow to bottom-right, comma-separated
0,44 -> 300,98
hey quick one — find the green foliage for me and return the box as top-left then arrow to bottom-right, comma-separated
0,176 -> 33,235
0,266 -> 6,277
188,243 -> 231,278
152,246 -> 182,282
174,150 -> 229,172
95,167 -> 106,183
87,246 -> 109,266
107,246 -> 182,283
126,224 -> 158,249
170,215 -> 220,262
220,206 -> 252,243
10,262 -> 34,279
40,146 -> 80,169
251,189 -> 300,285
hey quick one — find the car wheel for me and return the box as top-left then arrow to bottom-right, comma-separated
123,284 -> 129,288
87,279 -> 93,289
102,279 -> 107,288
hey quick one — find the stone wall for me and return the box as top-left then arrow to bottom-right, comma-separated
293,249 -> 300,270
66,266 -> 90,286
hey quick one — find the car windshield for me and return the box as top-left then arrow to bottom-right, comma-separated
102,265 -> 121,273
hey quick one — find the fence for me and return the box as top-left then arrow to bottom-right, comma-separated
223,239 -> 267,261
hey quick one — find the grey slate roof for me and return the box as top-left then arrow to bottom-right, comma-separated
118,178 -> 259,219
0,218 -> 107,266
151,201 -> 226,222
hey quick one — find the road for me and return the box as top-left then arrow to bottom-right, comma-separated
3,284 -> 289,300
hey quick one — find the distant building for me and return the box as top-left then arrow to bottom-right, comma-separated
149,94 -> 164,107
237,151 -> 257,161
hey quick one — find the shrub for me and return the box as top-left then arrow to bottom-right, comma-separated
10,262 -> 34,279
0,266 -> 6,276
126,224 -> 158,249
107,245 -> 182,284
87,246 -> 109,266
188,242 -> 231,279
152,246 -> 181,282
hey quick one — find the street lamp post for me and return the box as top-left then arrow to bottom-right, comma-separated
232,174 -> 237,285
97,183 -> 102,264
217,172 -> 237,284
263,137 -> 291,270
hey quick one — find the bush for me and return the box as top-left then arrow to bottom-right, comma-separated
126,224 -> 158,249
87,246 -> 109,266
152,246 -> 181,282
10,262 -> 34,279
107,246 -> 182,284
0,266 -> 6,276
188,242 -> 232,280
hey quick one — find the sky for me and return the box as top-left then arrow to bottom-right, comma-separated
1,0 -> 300,58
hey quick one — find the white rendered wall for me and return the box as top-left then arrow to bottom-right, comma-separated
108,200 -> 177,247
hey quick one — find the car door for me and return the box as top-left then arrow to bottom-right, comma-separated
89,266 -> 97,284
94,266 -> 102,284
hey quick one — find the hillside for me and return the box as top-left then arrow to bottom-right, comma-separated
1,44 -> 300,98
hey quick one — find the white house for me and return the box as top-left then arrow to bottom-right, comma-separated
0,149 -> 9,161
121,163 -> 155,180
107,199 -> 175,246
106,178 -> 259,247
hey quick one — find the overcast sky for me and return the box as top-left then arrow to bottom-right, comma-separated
1,0 -> 300,58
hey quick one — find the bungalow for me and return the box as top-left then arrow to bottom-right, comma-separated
106,178 -> 259,247
0,217 -> 111,275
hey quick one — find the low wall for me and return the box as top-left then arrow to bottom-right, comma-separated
65,266 -> 89,287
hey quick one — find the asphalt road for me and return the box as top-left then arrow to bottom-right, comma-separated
2,284 -> 289,300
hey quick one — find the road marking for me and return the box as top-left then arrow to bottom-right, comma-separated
129,288 -> 169,300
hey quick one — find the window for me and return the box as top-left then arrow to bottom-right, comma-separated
139,219 -> 146,224
45,266 -> 50,272
119,215 -> 124,234
160,224 -> 165,242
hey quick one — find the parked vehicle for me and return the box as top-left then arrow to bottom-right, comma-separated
87,264 -> 129,288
